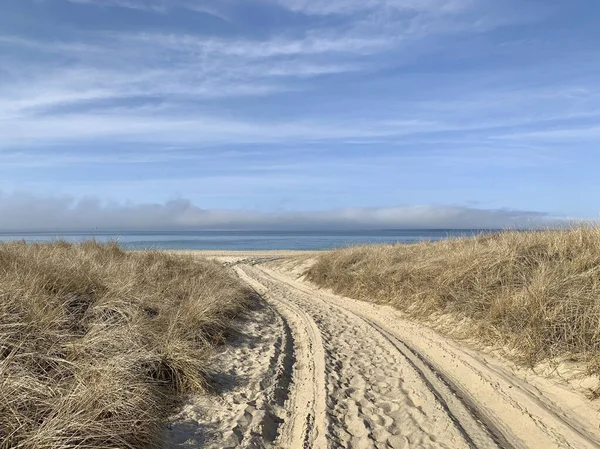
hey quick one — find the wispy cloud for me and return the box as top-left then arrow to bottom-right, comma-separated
0,109 -> 444,148
67,0 -> 168,12
1,0 -> 546,154
0,0 -> 500,126
267,0 -> 472,16
64,0 -> 471,17
492,125 -> 600,142
65,0 -> 232,20
0,28 -> 384,123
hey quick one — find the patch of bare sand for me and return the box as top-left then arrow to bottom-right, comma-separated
167,250 -> 321,265
165,295 -> 294,448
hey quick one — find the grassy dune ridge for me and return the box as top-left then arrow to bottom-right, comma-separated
307,228 -> 600,382
0,241 -> 252,448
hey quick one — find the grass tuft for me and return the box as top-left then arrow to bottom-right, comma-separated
0,241 -> 251,448
307,227 -> 600,375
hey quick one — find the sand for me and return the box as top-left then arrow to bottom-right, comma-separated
165,251 -> 600,449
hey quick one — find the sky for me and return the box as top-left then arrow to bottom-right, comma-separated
0,0 -> 599,230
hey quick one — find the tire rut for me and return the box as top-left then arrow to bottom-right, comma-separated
254,266 -> 508,449
241,264 -> 486,449
234,266 -> 328,449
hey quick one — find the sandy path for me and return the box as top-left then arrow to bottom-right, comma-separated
240,264 -> 484,449
234,265 -> 328,449
166,254 -> 600,449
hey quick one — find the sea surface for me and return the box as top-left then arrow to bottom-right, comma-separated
0,230 -> 496,251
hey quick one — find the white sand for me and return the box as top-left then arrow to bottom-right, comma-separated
166,251 -> 600,449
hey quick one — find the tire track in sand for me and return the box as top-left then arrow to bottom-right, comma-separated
239,264 -> 502,449
234,266 -> 328,449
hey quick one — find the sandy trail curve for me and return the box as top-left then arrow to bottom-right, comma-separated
167,255 -> 600,449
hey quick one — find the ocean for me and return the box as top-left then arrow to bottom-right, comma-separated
0,230 -> 496,251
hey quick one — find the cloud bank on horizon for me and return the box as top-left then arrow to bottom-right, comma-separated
0,0 -> 599,229
0,192 -> 558,232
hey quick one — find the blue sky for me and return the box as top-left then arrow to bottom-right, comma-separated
0,0 -> 598,230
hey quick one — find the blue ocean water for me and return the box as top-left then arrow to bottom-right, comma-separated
0,230 -> 496,251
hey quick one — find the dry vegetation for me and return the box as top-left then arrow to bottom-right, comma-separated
0,241 -> 252,448
307,228 -> 600,377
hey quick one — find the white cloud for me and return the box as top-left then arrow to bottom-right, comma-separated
0,0 -> 523,151
64,0 -> 471,17
0,108 -> 445,148
492,125 -> 600,142
0,29 -> 382,122
266,0 -> 472,16
65,0 -> 232,20
0,0 -> 490,122
0,0 -> 568,153
0,191 -> 559,231
67,0 -> 166,12
125,31 -> 391,57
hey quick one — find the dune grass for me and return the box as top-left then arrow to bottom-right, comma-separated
0,241 -> 252,448
307,228 -> 600,379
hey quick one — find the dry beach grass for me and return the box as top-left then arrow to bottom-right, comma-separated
4,229 -> 600,449
0,241 -> 252,448
307,227 -> 600,383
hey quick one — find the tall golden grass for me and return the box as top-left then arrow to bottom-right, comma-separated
307,228 -> 600,377
0,241 -> 252,448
